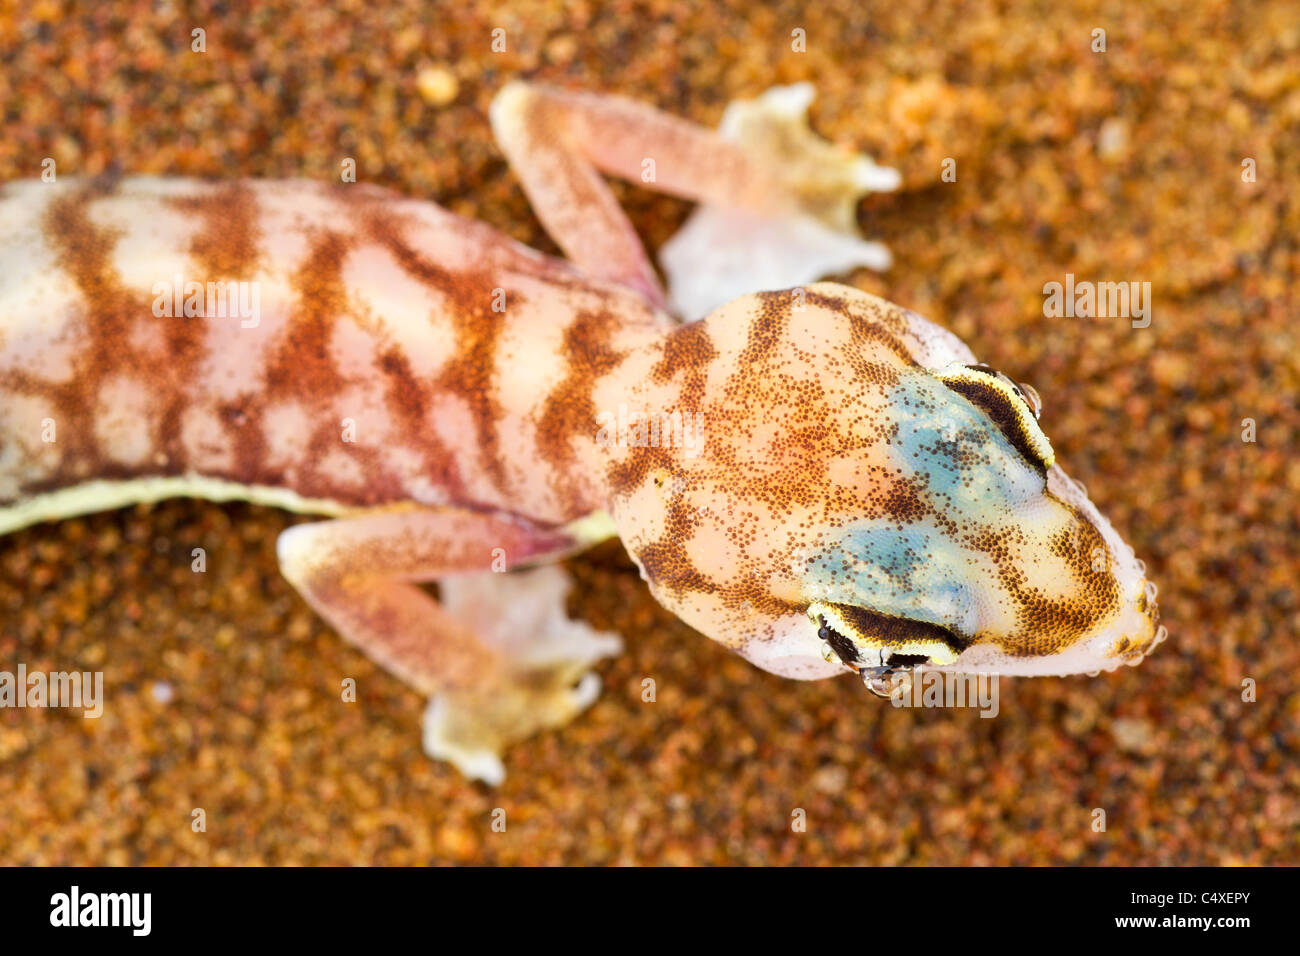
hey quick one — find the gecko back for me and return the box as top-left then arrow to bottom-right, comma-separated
0,176 -> 661,533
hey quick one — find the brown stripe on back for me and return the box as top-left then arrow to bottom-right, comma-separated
363,212 -> 512,494
155,183 -> 264,470
215,391 -> 270,483
434,288 -> 510,493
378,348 -> 429,420
728,576 -> 807,618
165,182 -> 262,279
25,182 -> 167,486
534,309 -> 628,514
740,290 -> 794,368
651,320 -> 717,410
377,346 -> 468,499
42,186 -> 132,358
607,323 -> 717,499
265,228 -> 353,399
237,228 -> 355,489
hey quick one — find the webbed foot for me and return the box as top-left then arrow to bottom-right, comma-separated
661,83 -> 900,320
421,565 -> 622,784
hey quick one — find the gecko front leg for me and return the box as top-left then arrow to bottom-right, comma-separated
276,508 -> 620,784
490,81 -> 899,320
659,84 -> 901,319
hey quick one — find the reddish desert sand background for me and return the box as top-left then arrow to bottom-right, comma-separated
1,0 -> 1297,863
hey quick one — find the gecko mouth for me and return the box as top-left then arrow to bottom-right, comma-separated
807,602 -> 970,697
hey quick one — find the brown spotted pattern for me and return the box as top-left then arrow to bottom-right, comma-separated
0,178 -> 1150,672
598,285 -> 1141,667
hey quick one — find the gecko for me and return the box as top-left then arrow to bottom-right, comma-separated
0,82 -> 1163,784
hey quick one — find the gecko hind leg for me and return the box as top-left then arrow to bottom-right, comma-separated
426,565 -> 622,784
275,508 -> 620,784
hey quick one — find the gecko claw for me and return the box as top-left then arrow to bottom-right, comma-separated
422,697 -> 508,786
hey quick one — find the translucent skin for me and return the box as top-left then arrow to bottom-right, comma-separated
0,83 -> 1164,784
0,179 -> 1159,686
0,177 -> 663,526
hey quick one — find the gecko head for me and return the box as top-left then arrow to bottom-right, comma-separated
607,283 -> 1162,687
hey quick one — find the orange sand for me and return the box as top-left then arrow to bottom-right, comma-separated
1,0 -> 1296,864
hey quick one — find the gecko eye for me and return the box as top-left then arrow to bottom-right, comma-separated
807,601 -> 966,675
935,363 -> 1055,471
1015,379 -> 1043,419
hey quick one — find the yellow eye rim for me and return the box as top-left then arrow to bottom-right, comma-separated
807,601 -> 962,668
935,363 -> 1056,471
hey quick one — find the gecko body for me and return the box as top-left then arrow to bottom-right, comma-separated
1,176 -> 652,531
0,84 -> 1162,782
